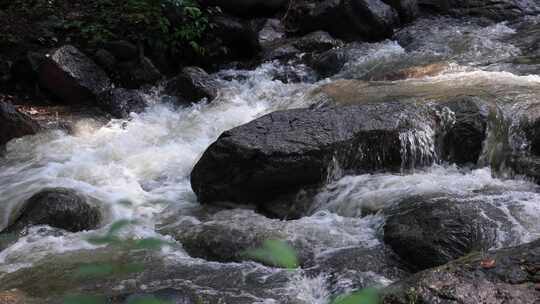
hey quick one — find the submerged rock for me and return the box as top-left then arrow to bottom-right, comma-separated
38,45 -> 111,104
5,188 -> 102,233
161,209 -> 382,267
165,67 -> 220,103
96,88 -> 148,119
307,245 -> 410,294
191,101 -> 440,218
382,238 -> 540,304
0,102 -> 40,149
0,245 -> 301,304
383,194 -> 512,271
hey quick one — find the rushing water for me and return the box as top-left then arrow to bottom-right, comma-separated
0,16 -> 539,302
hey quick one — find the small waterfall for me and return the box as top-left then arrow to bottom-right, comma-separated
399,128 -> 437,172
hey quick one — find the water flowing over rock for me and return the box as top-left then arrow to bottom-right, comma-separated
4,188 -> 102,233
383,194 -> 512,271
191,101 -> 442,218
0,246 -> 304,304
382,239 -> 540,304
38,45 -> 111,104
0,102 -> 40,149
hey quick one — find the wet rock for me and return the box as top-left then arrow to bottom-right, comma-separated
5,188 -> 101,233
440,97 -> 492,166
383,194 -> 512,271
96,88 -> 148,119
418,0 -> 540,21
382,0 -> 418,23
161,209 -> 380,267
191,101 -> 440,218
117,56 -> 163,89
293,31 -> 344,53
289,0 -> 399,41
161,209 -> 288,264
202,0 -> 288,17
103,40 -> 138,61
0,102 -> 40,149
38,45 -> 111,104
382,239 -> 540,304
308,47 -> 349,78
257,18 -> 286,47
165,67 -> 220,103
372,62 -> 449,81
262,43 -> 301,61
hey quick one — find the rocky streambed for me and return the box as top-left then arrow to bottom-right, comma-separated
0,2 -> 540,304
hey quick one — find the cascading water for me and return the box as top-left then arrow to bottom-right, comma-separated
0,16 -> 540,303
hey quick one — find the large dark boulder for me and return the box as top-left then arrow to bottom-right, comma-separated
289,0 -> 399,41
418,0 -> 540,21
38,45 -> 111,104
0,101 -> 40,148
382,239 -> 540,304
96,88 -> 148,119
5,188 -> 102,233
383,194 -> 512,271
191,102 -> 440,218
165,67 -> 220,103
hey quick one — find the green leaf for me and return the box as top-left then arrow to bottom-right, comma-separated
331,288 -> 380,304
244,239 -> 299,269
63,295 -> 107,304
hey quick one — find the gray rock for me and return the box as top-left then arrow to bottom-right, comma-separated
383,194 -> 512,271
38,45 -> 111,104
4,188 -> 102,233
382,239 -> 540,304
191,101 -> 441,218
382,0 -> 419,22
290,0 -> 399,41
117,56 -> 163,88
440,96 -> 492,166
96,88 -> 148,118
0,101 -> 40,149
165,67 -> 220,103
